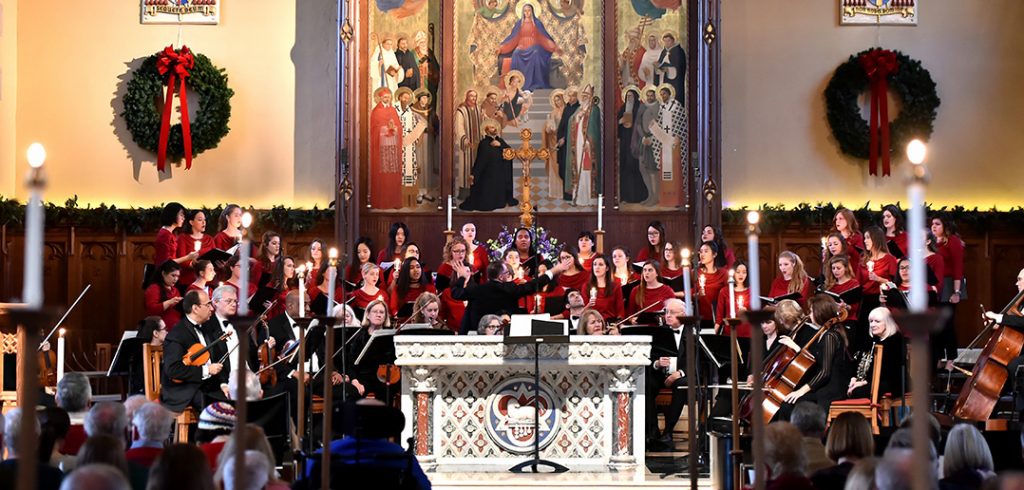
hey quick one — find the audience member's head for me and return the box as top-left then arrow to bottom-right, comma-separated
84,401 -> 128,438
148,443 -> 215,490
123,395 -> 149,426
876,448 -> 930,490
77,434 -> 129,476
228,369 -> 264,401
133,402 -> 173,444
221,450 -> 271,490
886,427 -> 938,461
56,372 -> 92,414
764,422 -> 807,479
943,423 -> 994,479
214,424 -> 278,488
898,412 -> 942,453
196,402 -> 236,444
4,408 -> 39,459
60,463 -> 131,490
340,398 -> 405,440
844,457 -> 879,490
790,401 -> 826,439
825,411 -> 874,463
38,406 -> 72,460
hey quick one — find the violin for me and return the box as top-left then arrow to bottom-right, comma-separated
255,300 -> 279,386
182,331 -> 234,367
952,288 -> 1024,421
38,340 -> 57,387
740,308 -> 848,423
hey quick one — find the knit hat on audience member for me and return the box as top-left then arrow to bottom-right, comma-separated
198,402 -> 236,431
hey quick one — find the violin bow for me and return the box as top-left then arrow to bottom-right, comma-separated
186,330 -> 233,364
39,284 -> 91,349
611,300 -> 661,329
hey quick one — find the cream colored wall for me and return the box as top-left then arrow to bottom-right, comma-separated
10,0 -> 337,208
0,0 -> 17,198
722,0 -> 1024,210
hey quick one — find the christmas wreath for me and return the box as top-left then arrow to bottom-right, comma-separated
121,46 -> 233,171
824,48 -> 940,176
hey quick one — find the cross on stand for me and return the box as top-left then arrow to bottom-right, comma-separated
503,128 -> 550,228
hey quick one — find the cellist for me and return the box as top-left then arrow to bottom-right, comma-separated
984,267 -> 1024,415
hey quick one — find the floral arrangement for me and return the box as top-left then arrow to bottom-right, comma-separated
485,225 -> 561,262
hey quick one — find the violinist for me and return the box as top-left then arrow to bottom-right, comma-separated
847,307 -> 905,399
716,260 -> 752,337
144,260 -> 183,331
775,295 -> 853,417
627,260 -> 676,317
700,225 -> 735,269
832,208 -> 864,253
579,308 -> 618,335
578,231 -> 597,271
881,204 -> 908,259
636,220 -> 666,262
388,257 -> 437,317
213,204 -> 243,251
583,255 -> 625,321
694,241 -> 729,322
410,292 -> 443,327
769,251 -> 813,307
161,290 -> 227,413
206,285 -> 260,377
460,222 -> 491,275
176,209 -> 216,287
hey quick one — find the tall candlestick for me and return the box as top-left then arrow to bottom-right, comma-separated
747,212 -> 761,310
597,194 -> 604,231
57,328 -> 66,383
906,139 -> 928,312
728,269 -> 736,319
681,248 -> 693,316
24,143 -> 46,309
297,265 -> 306,318
447,195 -> 453,231
327,248 -> 339,316
238,212 -> 252,315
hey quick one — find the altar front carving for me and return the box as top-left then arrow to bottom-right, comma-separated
395,336 -> 651,472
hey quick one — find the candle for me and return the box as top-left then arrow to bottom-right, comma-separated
728,269 -> 736,319
906,139 -> 928,312
867,260 -> 875,274
328,248 -> 339,316
597,194 -> 604,231
590,287 -> 598,304
747,212 -> 762,310
57,328 -> 66,383
194,240 -> 201,253
698,273 -> 706,296
238,212 -> 252,315
534,293 -> 542,314
24,143 -> 46,309
297,265 -> 306,318
681,248 -> 692,316
738,295 -> 745,312
447,195 -> 453,231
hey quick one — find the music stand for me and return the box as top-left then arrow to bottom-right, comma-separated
108,331 -> 144,393
505,319 -> 570,474
396,324 -> 455,336
354,329 -> 399,403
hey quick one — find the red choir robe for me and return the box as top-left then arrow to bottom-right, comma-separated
176,233 -> 216,286
557,271 -> 590,293
153,228 -> 178,266
439,288 -> 466,333
723,248 -> 736,270
579,254 -> 595,272
266,286 -> 291,319
212,230 -> 239,252
369,100 -> 404,209
887,231 -> 908,257
935,236 -> 965,284
388,283 -> 437,316
350,287 -> 389,310
857,254 -> 898,296
627,284 -> 676,316
926,253 -> 946,296
583,283 -> 625,320
828,278 -> 862,321
144,283 -> 182,330
661,266 -> 684,281
845,232 -> 865,252
696,268 -> 729,322
614,272 -> 641,286
716,287 -> 752,337
768,276 -> 813,307
467,245 -> 491,280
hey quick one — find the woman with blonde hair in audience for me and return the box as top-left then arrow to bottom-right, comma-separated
940,423 -> 996,489
213,424 -> 289,490
811,411 -> 874,489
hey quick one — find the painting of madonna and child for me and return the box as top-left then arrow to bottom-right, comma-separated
366,0 -> 688,213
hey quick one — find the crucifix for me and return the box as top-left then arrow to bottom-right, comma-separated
503,128 -> 550,228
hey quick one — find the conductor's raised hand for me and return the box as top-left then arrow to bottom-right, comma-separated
550,256 -> 572,275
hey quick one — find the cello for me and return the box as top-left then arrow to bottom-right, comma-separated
952,288 -> 1024,421
740,308 -> 848,424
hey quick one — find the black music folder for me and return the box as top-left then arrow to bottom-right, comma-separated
354,329 -> 397,367
108,331 -> 144,377
821,285 -> 863,305
660,275 -> 686,292
619,325 -> 679,359
758,291 -> 801,306
199,244 -> 238,264
248,285 -> 279,314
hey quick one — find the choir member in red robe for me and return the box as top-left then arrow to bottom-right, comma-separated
627,260 -> 676,316
213,204 -> 243,251
832,208 -> 864,253
223,255 -> 256,303
513,227 -> 540,278
252,231 -> 280,288
344,237 -> 375,289
154,202 -> 197,269
460,222 -> 491,281
265,256 -> 297,319
660,241 -> 684,281
823,255 -> 861,322
716,261 -> 752,337
882,204 -> 908,259
885,258 -> 939,308
636,220 -> 666,262
176,210 -> 216,287
144,260 -> 183,330
700,225 -> 736,269
186,260 -> 217,298
931,213 -> 965,368
582,255 -> 625,320
856,226 -> 898,352
503,249 -> 530,284
376,222 -> 409,265
437,238 -> 475,329
305,238 -> 325,291
924,231 -> 946,293
556,247 -> 590,293
350,263 -> 389,310
769,251 -> 813,307
611,246 -> 640,286
388,257 -> 437,316
695,241 -> 729,323
577,231 -> 597,271
369,87 -> 404,209
822,231 -> 861,279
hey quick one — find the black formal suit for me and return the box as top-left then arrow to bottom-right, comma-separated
203,315 -> 261,376
161,316 -> 229,412
451,272 -> 553,335
646,324 -> 689,442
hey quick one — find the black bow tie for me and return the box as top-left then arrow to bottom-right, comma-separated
571,316 -> 579,321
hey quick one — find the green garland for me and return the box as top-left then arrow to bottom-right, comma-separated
825,48 -> 940,162
121,50 -> 234,162
722,203 -> 1024,234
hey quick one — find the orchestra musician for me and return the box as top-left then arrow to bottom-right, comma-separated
660,241 -> 684,281
716,260 -> 751,337
823,255 -> 862,322
700,225 -> 735,269
388,257 -> 437,317
775,295 -> 853,418
636,220 -> 666,262
460,222 -> 491,275
186,260 -> 217,298
932,213 -> 965,370
332,303 -> 362,327
161,290 -> 228,413
881,204 -> 908,259
646,298 -> 689,451
578,231 -> 597,271
213,204 -> 243,251
130,316 -> 167,395
847,307 -> 906,399
410,292 -> 442,327
154,202 -> 197,268
881,258 -> 939,309
579,308 -> 618,335
832,208 -> 864,253
582,255 -> 625,321
985,268 -> 1024,415
556,247 -> 590,293
627,260 -> 675,317
144,260 -> 183,331
343,237 -> 375,289
206,285 -> 258,380
694,241 -> 728,323
376,222 -> 410,265
769,251 -> 813,306
610,246 -> 640,286
176,209 -> 216,287
344,299 -> 393,400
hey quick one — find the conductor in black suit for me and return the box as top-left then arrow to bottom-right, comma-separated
646,297 -> 690,451
161,290 -> 229,413
450,255 -> 571,335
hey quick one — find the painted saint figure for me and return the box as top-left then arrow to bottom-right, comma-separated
543,89 -> 566,198
459,119 -> 518,212
411,89 -> 438,203
370,33 -> 404,95
618,86 -> 648,203
565,85 -> 602,206
395,87 -> 427,208
369,87 -> 403,209
555,86 -> 580,201
395,35 -> 421,91
497,3 -> 559,91
414,30 -> 440,98
655,32 -> 687,106
620,28 -> 646,89
454,89 -> 483,200
650,84 -> 685,207
632,87 -> 661,206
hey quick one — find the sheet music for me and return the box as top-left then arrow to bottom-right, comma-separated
355,328 -> 396,366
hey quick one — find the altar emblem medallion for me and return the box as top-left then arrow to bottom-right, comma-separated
141,0 -> 220,25
840,0 -> 917,26
485,377 -> 560,454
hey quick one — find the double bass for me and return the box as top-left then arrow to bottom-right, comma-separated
952,288 -> 1024,421
740,308 -> 848,424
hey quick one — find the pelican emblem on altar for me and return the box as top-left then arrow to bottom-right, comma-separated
485,378 -> 560,454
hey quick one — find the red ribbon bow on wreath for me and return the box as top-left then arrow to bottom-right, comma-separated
156,45 -> 195,172
858,49 -> 899,177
